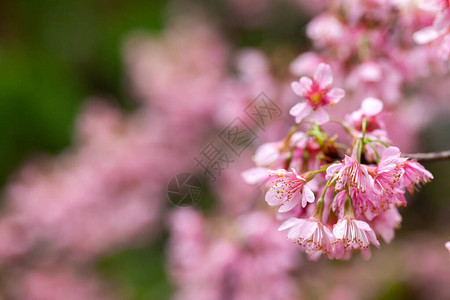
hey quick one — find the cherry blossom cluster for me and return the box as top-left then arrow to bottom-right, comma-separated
414,0 -> 450,60
168,209 -> 300,300
290,0 -> 449,106
243,63 -> 433,260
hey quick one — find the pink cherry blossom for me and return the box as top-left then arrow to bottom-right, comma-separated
279,217 -> 335,260
414,0 -> 450,59
241,167 -> 272,185
346,60 -> 403,105
306,13 -> 346,48
347,97 -> 385,133
265,169 -> 315,212
401,160 -> 434,193
253,142 -> 283,167
12,266 -> 115,300
290,63 -> 345,125
168,209 -> 300,300
371,206 -> 402,243
333,217 -> 380,260
373,147 -> 408,209
289,52 -> 324,76
326,155 -> 374,194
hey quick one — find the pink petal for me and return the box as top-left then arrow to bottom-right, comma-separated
380,147 -> 401,163
433,8 -> 450,31
278,218 -> 302,231
278,191 -> 301,212
366,230 -> 380,247
309,108 -> 329,125
413,27 -> 440,44
353,219 -> 372,231
361,248 -> 372,260
361,97 -> 383,116
291,77 -> 312,96
288,220 -> 317,240
359,61 -> 382,82
289,102 -> 306,115
326,162 -> 343,180
445,241 -> 450,253
327,88 -> 345,104
332,219 -> 347,239
418,0 -> 441,12
241,168 -> 270,184
307,250 -> 323,261
314,63 -> 333,88
289,102 -> 313,124
290,132 -> 307,148
301,185 -> 315,207
289,52 -> 323,76
254,143 -> 280,166
265,186 -> 285,206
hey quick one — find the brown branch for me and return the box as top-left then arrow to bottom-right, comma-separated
403,150 -> 450,162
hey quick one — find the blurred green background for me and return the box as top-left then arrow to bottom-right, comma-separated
0,2 -> 168,297
0,0 -> 168,187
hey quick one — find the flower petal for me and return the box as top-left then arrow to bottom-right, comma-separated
278,218 -> 303,231
413,27 -> 439,44
314,63 -> 333,88
254,143 -> 280,166
301,185 -> 315,207
241,168 -> 270,184
361,97 -> 383,116
289,102 -> 313,124
291,77 -> 312,96
309,108 -> 329,125
278,191 -> 301,212
265,186 -> 285,206
288,219 -> 317,240
327,88 -> 345,105
433,8 -> 450,31
332,219 -> 347,239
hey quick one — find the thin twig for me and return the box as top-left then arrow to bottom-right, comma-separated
403,150 -> 450,162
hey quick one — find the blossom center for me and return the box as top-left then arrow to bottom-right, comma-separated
306,83 -> 328,109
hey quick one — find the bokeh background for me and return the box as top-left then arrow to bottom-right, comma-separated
0,0 -> 450,299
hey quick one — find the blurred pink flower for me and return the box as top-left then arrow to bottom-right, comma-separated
13,266 -> 115,300
3,101 -> 164,260
168,208 -> 300,300
347,97 -> 385,133
414,0 -> 450,59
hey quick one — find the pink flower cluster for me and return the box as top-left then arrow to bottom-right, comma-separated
168,209 -> 301,300
244,64 -> 433,260
414,0 -> 450,59
290,0 -> 449,109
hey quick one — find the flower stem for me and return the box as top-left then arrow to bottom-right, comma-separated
369,139 -> 390,147
313,180 -> 333,221
329,118 -> 355,136
344,192 -> 355,218
282,123 -> 301,152
367,142 -> 380,163
357,118 -> 368,163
